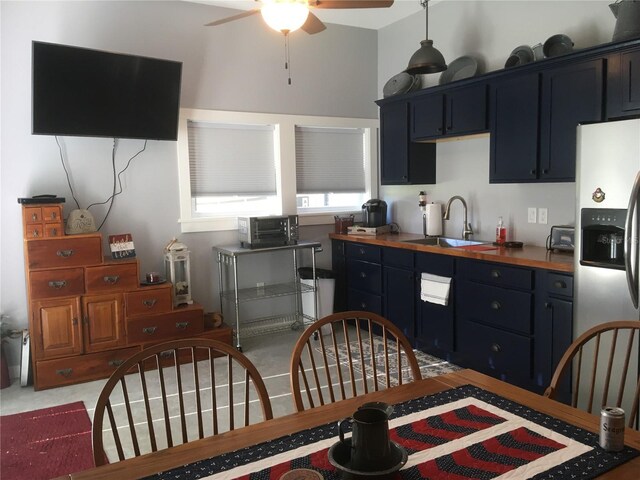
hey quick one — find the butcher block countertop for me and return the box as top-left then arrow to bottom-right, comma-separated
329,232 -> 574,273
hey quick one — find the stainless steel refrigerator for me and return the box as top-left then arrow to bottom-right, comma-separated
575,118 -> 640,329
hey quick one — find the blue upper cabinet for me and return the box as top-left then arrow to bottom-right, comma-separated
490,73 -> 540,182
410,83 -> 488,141
607,46 -> 640,119
539,59 -> 604,182
379,101 -> 436,185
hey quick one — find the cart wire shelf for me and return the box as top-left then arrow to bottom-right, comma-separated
234,314 -> 305,339
221,281 -> 314,303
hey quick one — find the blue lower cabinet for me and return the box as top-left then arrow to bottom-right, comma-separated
383,265 -> 415,343
457,320 -> 532,387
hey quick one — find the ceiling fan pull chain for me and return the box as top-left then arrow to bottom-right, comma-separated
284,32 -> 292,85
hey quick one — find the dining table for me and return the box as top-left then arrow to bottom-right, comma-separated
61,369 -> 640,480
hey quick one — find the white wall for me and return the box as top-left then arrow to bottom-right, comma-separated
0,0 -> 379,368
378,1 -> 615,242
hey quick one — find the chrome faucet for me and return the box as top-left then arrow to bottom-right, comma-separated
443,195 -> 474,240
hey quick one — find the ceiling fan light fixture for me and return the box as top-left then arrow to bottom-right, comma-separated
261,0 -> 310,34
406,0 -> 447,74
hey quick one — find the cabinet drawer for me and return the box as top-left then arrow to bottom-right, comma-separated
35,346 -> 140,390
416,252 -> 455,276
546,272 -> 573,298
458,320 -> 532,380
347,288 -> 382,315
346,243 -> 382,263
27,235 -> 103,269
459,260 -> 532,290
458,281 -> 533,334
29,268 -> 85,299
127,307 -> 204,344
125,285 -> 172,316
383,247 -> 413,268
24,206 -> 43,224
347,259 -> 382,295
42,206 -> 62,222
86,262 -> 139,293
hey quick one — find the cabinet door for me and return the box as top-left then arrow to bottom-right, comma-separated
82,293 -> 126,353
489,73 -> 540,182
446,84 -> 488,136
411,94 -> 444,140
32,297 -> 82,360
380,102 -> 410,184
540,59 -> 604,181
383,266 -> 415,342
607,48 -> 640,119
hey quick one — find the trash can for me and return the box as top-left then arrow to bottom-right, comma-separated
298,267 -> 335,335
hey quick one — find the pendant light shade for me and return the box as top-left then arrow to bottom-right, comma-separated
406,0 -> 447,74
261,0 -> 309,34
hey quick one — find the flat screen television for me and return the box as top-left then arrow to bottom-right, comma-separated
32,41 -> 182,141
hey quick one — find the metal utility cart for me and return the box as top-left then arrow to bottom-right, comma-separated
214,241 -> 321,351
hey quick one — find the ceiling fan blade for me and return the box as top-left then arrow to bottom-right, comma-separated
301,12 -> 327,34
309,0 -> 393,9
205,8 -> 260,27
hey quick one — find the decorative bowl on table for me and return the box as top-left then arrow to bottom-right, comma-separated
328,438 -> 408,479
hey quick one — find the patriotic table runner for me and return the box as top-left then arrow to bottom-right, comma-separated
147,385 -> 638,480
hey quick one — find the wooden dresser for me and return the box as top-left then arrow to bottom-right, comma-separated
21,204 -> 231,390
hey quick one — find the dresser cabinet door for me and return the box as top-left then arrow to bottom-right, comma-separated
82,293 -> 126,353
32,297 -> 83,359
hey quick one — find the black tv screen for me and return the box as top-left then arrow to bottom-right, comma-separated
32,41 -> 182,141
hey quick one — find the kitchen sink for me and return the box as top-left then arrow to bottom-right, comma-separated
402,237 -> 491,248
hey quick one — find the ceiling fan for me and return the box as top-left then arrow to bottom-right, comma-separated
205,0 -> 395,35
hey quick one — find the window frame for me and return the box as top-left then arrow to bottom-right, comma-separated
177,108 -> 378,233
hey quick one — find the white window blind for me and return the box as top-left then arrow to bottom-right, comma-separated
188,121 -> 276,196
295,126 -> 366,194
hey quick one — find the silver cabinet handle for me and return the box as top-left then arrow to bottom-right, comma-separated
56,368 -> 73,377
490,343 -> 501,353
553,280 -> 567,289
175,322 -> 189,330
108,359 -> 124,367
490,300 -> 502,311
103,275 -> 120,284
360,272 -> 367,278
490,269 -> 501,279
142,326 -> 157,335
48,280 -> 67,289
143,299 -> 157,308
56,249 -> 74,257
625,171 -> 640,308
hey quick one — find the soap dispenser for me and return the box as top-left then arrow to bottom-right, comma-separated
496,216 -> 507,245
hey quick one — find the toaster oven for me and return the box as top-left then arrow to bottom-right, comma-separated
547,225 -> 575,252
238,215 -> 299,249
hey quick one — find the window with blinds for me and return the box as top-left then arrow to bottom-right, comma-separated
295,126 -> 367,211
187,121 -> 279,216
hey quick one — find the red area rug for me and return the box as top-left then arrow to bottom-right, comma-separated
0,401 -> 96,480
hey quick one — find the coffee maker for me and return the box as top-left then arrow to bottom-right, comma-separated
362,199 -> 388,227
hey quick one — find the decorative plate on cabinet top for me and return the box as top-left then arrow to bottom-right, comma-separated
439,55 -> 479,85
383,72 -> 418,97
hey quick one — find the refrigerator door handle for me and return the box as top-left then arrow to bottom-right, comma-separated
624,171 -> 640,309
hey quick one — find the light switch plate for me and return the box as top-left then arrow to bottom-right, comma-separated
528,207 -> 537,223
538,208 -> 548,225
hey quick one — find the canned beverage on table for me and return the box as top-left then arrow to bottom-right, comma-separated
599,407 -> 625,452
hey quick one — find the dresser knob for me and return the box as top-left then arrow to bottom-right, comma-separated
103,275 -> 120,285
108,359 -> 124,367
175,322 -> 189,330
56,249 -> 74,258
142,326 -> 157,335
48,280 -> 67,289
491,343 -> 502,353
490,300 -> 502,311
56,368 -> 73,377
143,299 -> 157,308
490,269 -> 501,279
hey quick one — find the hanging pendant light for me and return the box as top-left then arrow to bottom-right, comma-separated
406,0 -> 447,74
261,0 -> 309,34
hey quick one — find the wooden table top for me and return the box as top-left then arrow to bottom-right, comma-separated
63,369 -> 638,480
330,232 -> 575,273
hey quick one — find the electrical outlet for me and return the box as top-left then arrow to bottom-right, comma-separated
528,207 -> 537,224
538,208 -> 548,225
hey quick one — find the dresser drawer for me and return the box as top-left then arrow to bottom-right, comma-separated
458,281 -> 533,334
86,262 -> 139,293
127,307 -> 204,344
347,259 -> 382,295
457,320 -> 532,380
347,288 -> 382,315
546,272 -> 574,298
125,285 -> 172,316
29,268 -> 85,299
35,346 -> 140,390
24,206 -> 43,224
458,259 -> 533,290
27,235 -> 103,269
346,243 -> 382,263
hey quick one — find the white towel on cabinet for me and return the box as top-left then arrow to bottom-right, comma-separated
420,273 -> 452,306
